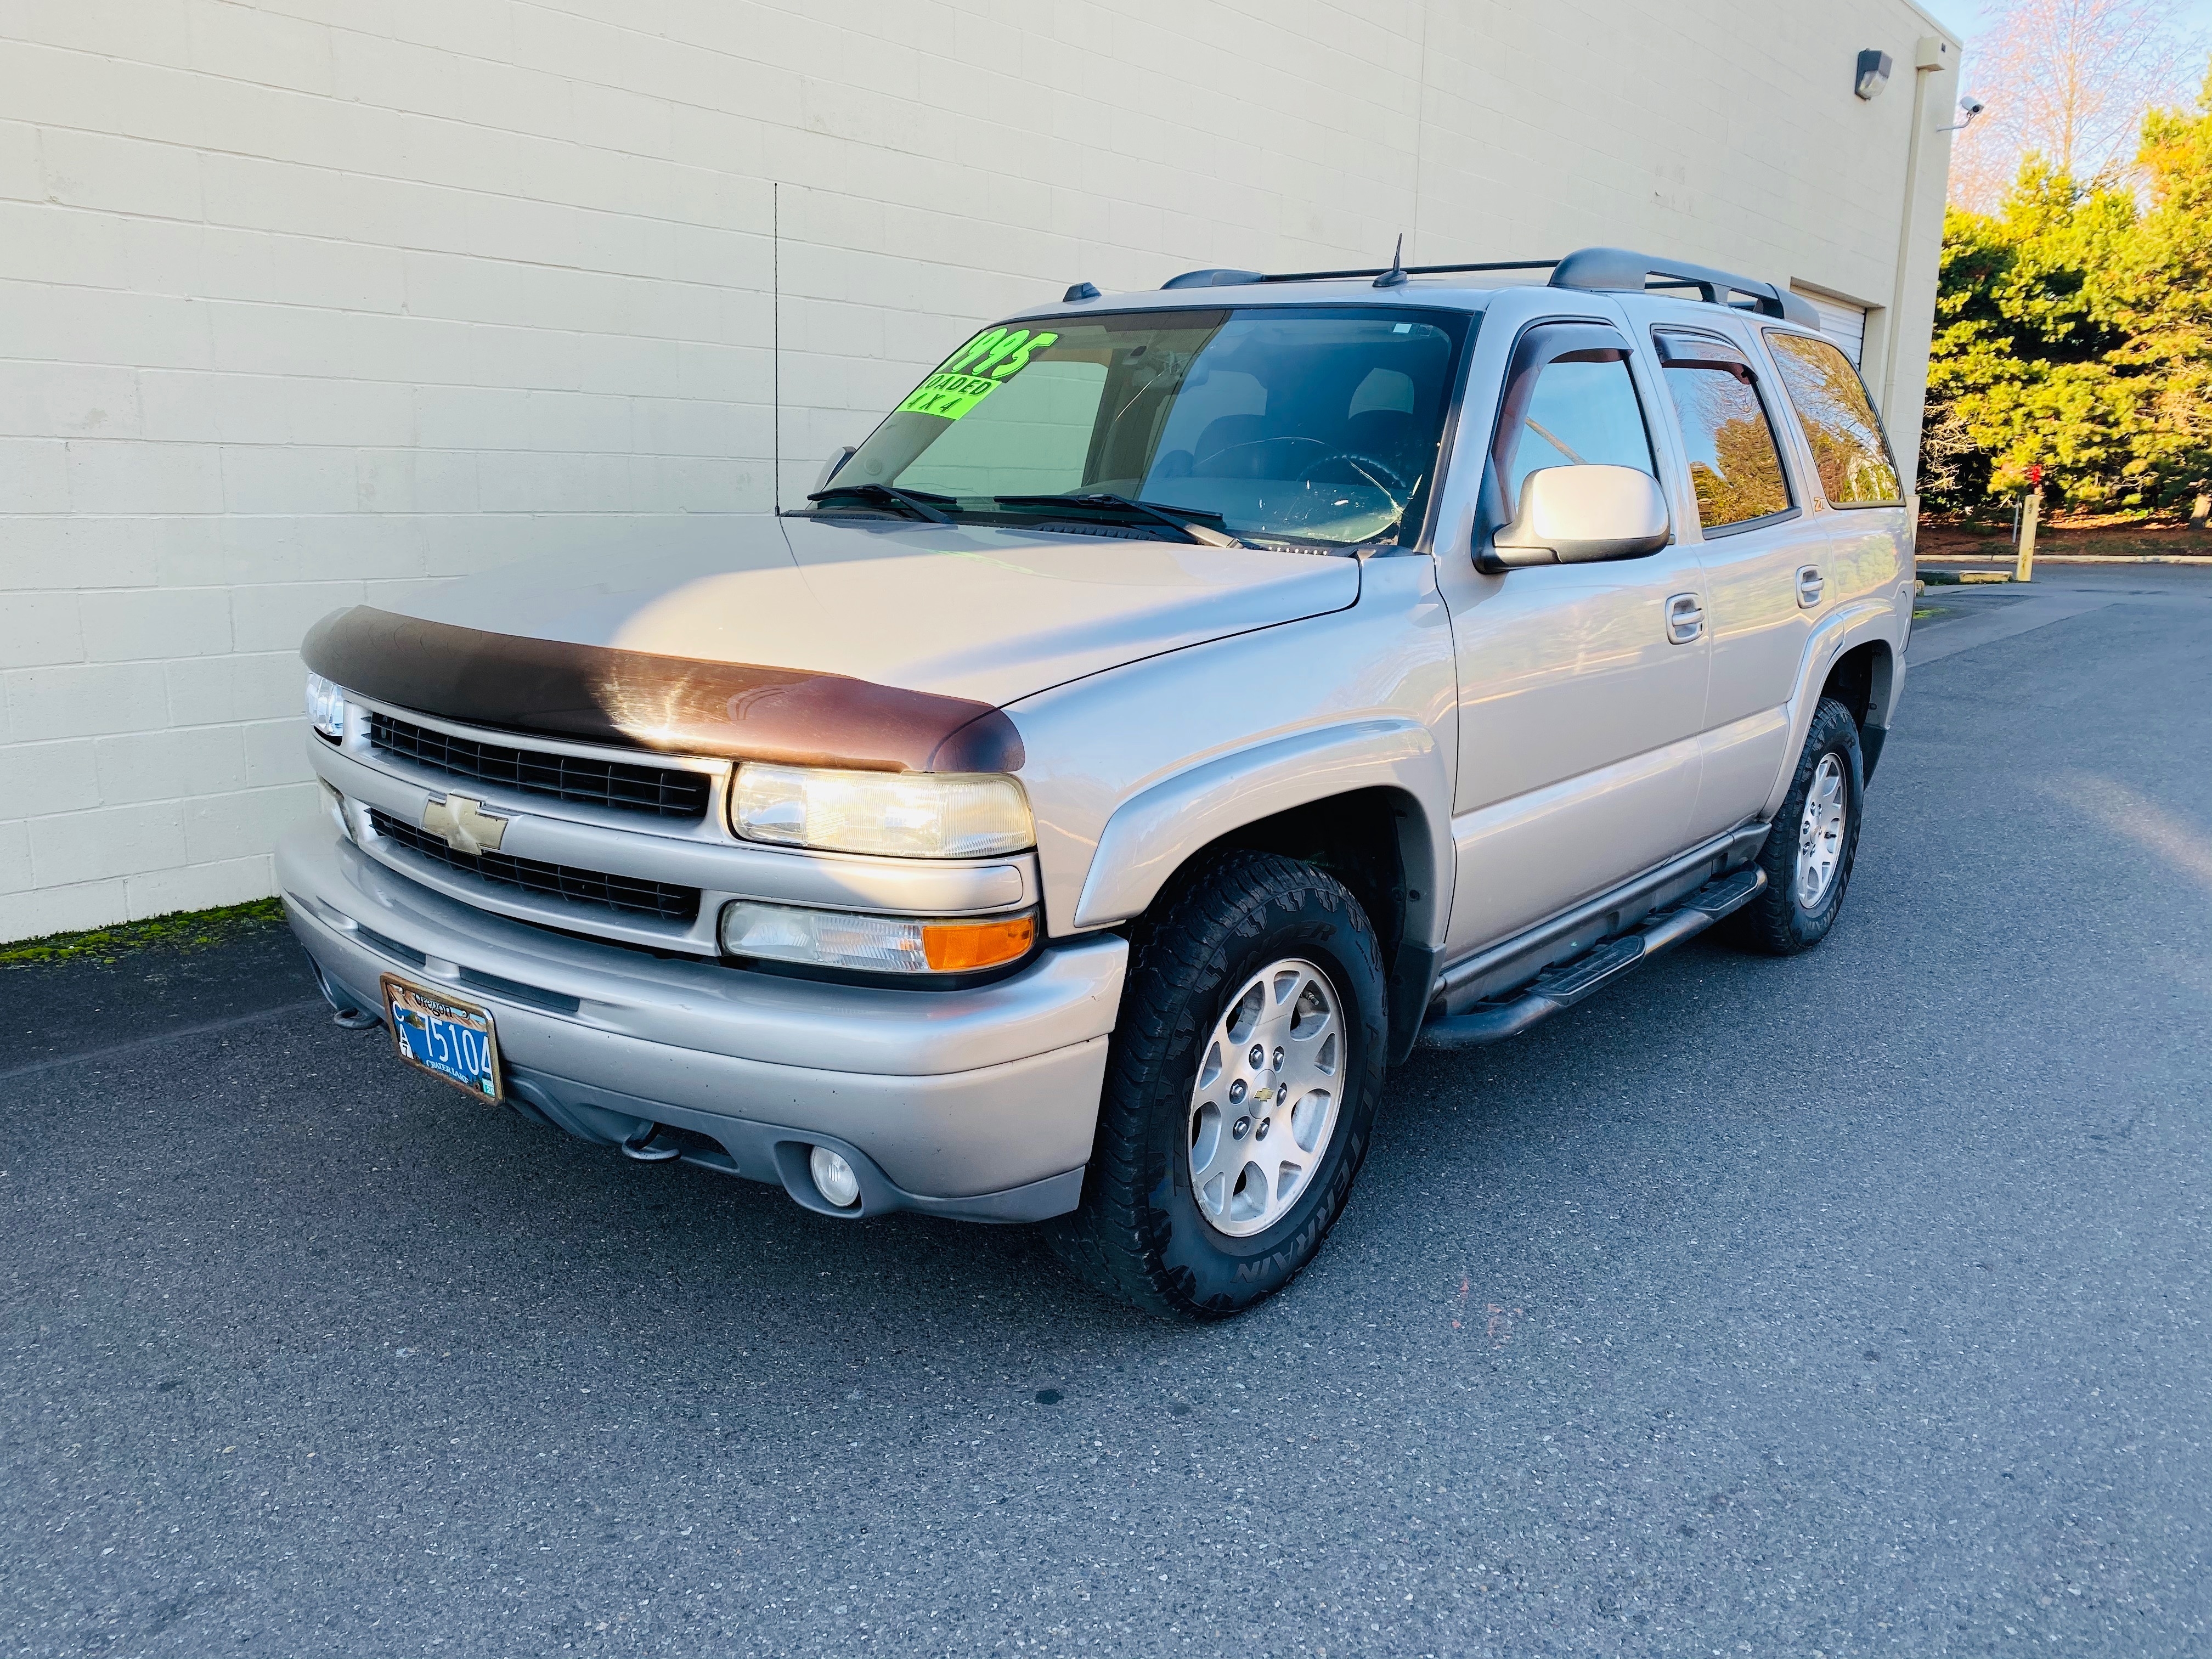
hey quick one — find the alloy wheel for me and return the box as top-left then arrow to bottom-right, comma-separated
1795,752 -> 1847,909
1186,958 -> 1342,1238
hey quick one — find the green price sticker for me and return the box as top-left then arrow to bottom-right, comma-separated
896,326 -> 1060,421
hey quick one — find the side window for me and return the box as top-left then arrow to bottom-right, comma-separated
1764,331 -> 1903,505
1657,337 -> 1793,532
1502,357 -> 1656,508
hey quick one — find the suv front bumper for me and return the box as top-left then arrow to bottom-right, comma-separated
276,822 -> 1125,1222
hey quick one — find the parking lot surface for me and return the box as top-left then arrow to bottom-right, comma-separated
5,567 -> 2209,1657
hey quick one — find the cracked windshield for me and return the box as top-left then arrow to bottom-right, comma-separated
820,307 -> 1472,550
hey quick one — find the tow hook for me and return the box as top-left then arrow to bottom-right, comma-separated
307,959 -> 380,1029
618,1124 -> 681,1163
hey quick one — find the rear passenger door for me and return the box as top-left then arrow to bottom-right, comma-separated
1645,324 -> 1833,839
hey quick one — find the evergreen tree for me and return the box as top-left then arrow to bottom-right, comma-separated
2108,69 -> 2212,513
1923,66 -> 2212,515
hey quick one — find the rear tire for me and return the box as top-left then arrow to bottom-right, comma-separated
1741,696 -> 1864,955
1047,851 -> 1387,1319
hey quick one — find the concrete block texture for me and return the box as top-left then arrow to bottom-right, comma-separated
0,0 -> 1957,939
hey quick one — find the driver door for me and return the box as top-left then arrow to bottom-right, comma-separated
1434,304 -> 1712,953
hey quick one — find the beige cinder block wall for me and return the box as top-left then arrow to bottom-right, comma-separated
0,0 -> 1957,941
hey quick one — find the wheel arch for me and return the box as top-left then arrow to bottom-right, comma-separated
1763,605 -> 1899,816
1069,720 -> 1452,1063
1820,637 -> 1896,780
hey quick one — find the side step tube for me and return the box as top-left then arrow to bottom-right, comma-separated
1417,865 -> 1767,1051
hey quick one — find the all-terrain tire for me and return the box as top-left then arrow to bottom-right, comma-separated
1047,851 -> 1387,1319
1740,695 -> 1865,955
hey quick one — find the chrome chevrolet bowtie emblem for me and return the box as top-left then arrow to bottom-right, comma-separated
421,793 -> 507,856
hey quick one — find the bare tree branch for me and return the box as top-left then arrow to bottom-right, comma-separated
1950,0 -> 2204,210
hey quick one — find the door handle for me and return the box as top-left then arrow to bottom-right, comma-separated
1664,592 -> 1704,645
1796,565 -> 1825,608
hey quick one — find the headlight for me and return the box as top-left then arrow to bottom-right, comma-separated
306,672 -> 347,741
719,900 -> 1036,974
731,764 -> 1032,859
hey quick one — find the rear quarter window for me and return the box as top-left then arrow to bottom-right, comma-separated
1764,331 -> 1902,506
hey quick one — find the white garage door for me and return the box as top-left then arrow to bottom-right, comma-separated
1791,289 -> 1869,368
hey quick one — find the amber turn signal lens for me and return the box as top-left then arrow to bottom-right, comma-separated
921,913 -> 1036,972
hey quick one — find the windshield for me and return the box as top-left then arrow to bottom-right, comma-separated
818,306 -> 1474,549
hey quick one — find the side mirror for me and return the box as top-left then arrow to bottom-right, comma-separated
814,445 -> 858,493
1483,465 -> 1670,569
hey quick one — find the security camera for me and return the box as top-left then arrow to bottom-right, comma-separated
1940,96 -> 1987,132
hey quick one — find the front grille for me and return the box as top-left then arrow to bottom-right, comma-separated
369,712 -> 711,822
368,809 -> 701,925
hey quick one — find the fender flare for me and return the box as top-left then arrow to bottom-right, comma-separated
1761,601 -> 1900,819
1070,718 -> 1453,945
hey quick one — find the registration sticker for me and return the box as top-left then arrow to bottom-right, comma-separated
896,326 -> 1060,420
382,975 -> 501,1102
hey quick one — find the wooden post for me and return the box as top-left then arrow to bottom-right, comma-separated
2015,486 -> 2039,583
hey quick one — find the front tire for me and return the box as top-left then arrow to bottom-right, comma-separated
1741,695 -> 1864,955
1048,851 -> 1387,1319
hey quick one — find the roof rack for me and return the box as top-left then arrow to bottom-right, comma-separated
1548,247 -> 1821,327
1158,245 -> 1822,329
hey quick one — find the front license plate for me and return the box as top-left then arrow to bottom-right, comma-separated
381,975 -> 502,1102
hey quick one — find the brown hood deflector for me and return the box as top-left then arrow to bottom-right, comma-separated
301,607 -> 1024,774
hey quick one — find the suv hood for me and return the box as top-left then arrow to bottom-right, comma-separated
384,515 -> 1360,710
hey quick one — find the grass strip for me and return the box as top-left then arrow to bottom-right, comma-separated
1,896 -> 287,969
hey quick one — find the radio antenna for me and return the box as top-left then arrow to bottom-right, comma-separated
771,180 -> 781,517
1373,233 -> 1408,289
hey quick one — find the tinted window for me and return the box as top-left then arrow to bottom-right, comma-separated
1765,331 -> 1902,505
1503,358 -> 1655,509
1662,359 -> 1792,531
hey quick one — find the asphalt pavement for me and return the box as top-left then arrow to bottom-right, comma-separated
4,566 -> 2208,1657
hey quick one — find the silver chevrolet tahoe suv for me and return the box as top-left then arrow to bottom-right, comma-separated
283,246 -> 1913,1319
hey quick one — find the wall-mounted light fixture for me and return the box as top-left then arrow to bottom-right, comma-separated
1855,49 -> 1894,100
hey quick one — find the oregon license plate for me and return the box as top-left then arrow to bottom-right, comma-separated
381,975 -> 502,1101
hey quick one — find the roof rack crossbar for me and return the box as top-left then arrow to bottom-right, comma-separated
1549,247 -> 1821,326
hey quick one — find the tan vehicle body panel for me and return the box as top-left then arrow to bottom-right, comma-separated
383,515 -> 1358,710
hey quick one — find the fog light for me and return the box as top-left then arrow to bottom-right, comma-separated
809,1146 -> 861,1209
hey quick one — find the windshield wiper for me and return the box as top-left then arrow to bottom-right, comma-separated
806,481 -> 957,523
993,492 -> 1255,549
